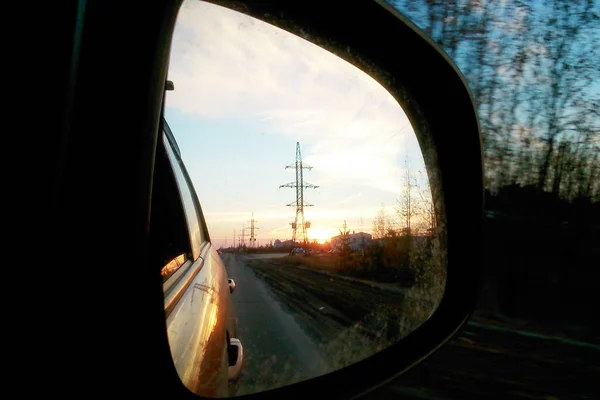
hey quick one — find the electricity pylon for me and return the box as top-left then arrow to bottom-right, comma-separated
247,212 -> 258,248
279,142 -> 318,245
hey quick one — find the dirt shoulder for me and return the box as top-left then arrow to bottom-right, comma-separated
244,256 -> 409,345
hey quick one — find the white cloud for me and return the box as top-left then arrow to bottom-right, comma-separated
166,1 -> 416,196
167,1 -> 368,119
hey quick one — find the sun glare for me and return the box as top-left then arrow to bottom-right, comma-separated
308,226 -> 337,244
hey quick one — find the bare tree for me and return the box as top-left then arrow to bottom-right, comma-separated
338,220 -> 353,270
529,0 -> 600,192
397,155 -> 416,235
416,169 -> 436,234
372,205 -> 395,239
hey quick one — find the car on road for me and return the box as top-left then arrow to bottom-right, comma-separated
153,118 -> 244,397
290,247 -> 306,255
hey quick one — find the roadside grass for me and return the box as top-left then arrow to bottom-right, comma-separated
281,252 -> 419,288
280,234 -> 447,294
280,254 -> 338,271
279,245 -> 447,368
279,235 -> 448,369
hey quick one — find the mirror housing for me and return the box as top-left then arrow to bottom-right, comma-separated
48,0 -> 483,399
199,0 -> 483,398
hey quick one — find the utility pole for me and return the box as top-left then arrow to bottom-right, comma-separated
241,224 -> 245,248
279,142 -> 318,245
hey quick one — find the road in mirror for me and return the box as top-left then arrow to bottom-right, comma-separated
165,0 -> 446,396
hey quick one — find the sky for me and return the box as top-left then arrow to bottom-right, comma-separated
164,0 -> 430,249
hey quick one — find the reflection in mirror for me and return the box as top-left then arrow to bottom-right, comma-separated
164,0 -> 446,397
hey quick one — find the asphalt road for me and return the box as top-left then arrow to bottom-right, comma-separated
222,253 -> 330,396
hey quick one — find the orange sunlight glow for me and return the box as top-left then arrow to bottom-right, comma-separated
308,227 -> 338,244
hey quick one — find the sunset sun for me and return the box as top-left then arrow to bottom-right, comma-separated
308,226 -> 337,244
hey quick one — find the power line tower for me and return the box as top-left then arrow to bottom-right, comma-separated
279,142 -> 318,245
247,212 -> 259,248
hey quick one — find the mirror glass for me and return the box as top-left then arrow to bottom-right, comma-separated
164,0 -> 446,396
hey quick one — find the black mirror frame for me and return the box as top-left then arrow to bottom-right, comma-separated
48,0 -> 483,399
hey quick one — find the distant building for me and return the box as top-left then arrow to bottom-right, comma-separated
273,239 -> 294,249
330,231 -> 372,252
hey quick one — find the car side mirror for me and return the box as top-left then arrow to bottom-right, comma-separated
50,0 -> 483,399
191,1 -> 483,398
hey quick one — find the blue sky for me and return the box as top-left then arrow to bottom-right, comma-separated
164,1 -> 430,248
